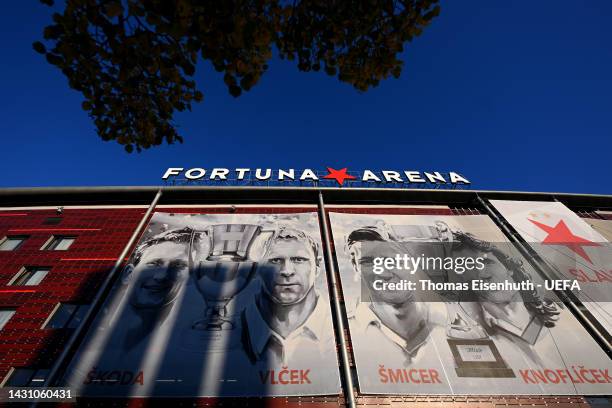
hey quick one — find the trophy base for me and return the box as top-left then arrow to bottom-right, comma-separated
447,339 -> 515,379
455,367 -> 515,378
192,320 -> 234,331
180,325 -> 242,353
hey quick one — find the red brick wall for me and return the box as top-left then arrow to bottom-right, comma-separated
0,207 -> 145,382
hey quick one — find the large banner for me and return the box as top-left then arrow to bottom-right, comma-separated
329,211 -> 612,395
587,212 -> 612,242
63,211 -> 341,397
489,200 -> 612,336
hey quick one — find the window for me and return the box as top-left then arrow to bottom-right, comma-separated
43,303 -> 89,329
43,217 -> 63,225
42,236 -> 75,251
3,367 -> 49,387
9,267 -> 50,286
0,236 -> 28,251
0,310 -> 16,331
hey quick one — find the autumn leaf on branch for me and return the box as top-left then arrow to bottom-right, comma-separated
35,0 -> 440,152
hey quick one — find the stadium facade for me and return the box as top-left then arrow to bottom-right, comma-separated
0,185 -> 610,407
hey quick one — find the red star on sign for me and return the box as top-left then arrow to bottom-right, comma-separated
323,167 -> 356,186
529,218 -> 600,263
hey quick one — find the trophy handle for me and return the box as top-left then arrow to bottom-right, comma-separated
257,228 -> 275,258
188,229 -> 209,278
258,228 -> 276,240
445,302 -> 489,340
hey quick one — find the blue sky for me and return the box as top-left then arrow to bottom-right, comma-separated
0,1 -> 610,193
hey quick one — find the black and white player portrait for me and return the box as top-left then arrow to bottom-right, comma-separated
119,227 -> 193,348
346,224 -> 446,364
241,225 -> 336,367
448,230 -> 560,346
341,220 -> 451,394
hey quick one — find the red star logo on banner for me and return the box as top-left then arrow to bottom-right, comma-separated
528,218 -> 600,263
323,167 -> 356,186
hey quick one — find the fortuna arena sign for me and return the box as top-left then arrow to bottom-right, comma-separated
162,167 -> 470,187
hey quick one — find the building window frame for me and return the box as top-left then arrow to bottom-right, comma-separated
41,236 -> 76,251
1,367 -> 50,387
0,236 -> 29,251
43,217 -> 63,225
8,266 -> 50,286
0,309 -> 16,331
42,303 -> 89,329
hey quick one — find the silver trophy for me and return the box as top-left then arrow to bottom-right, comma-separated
189,224 -> 271,331
393,222 -> 514,378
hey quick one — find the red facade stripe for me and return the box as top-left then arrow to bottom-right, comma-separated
8,228 -> 101,232
0,289 -> 36,293
60,258 -> 122,261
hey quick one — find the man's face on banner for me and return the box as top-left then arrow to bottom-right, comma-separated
128,241 -> 189,309
357,241 -> 415,305
457,247 -> 519,304
259,238 -> 317,304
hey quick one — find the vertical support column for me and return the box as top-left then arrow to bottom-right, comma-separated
477,195 -> 612,353
41,189 -> 164,389
317,192 -> 357,408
